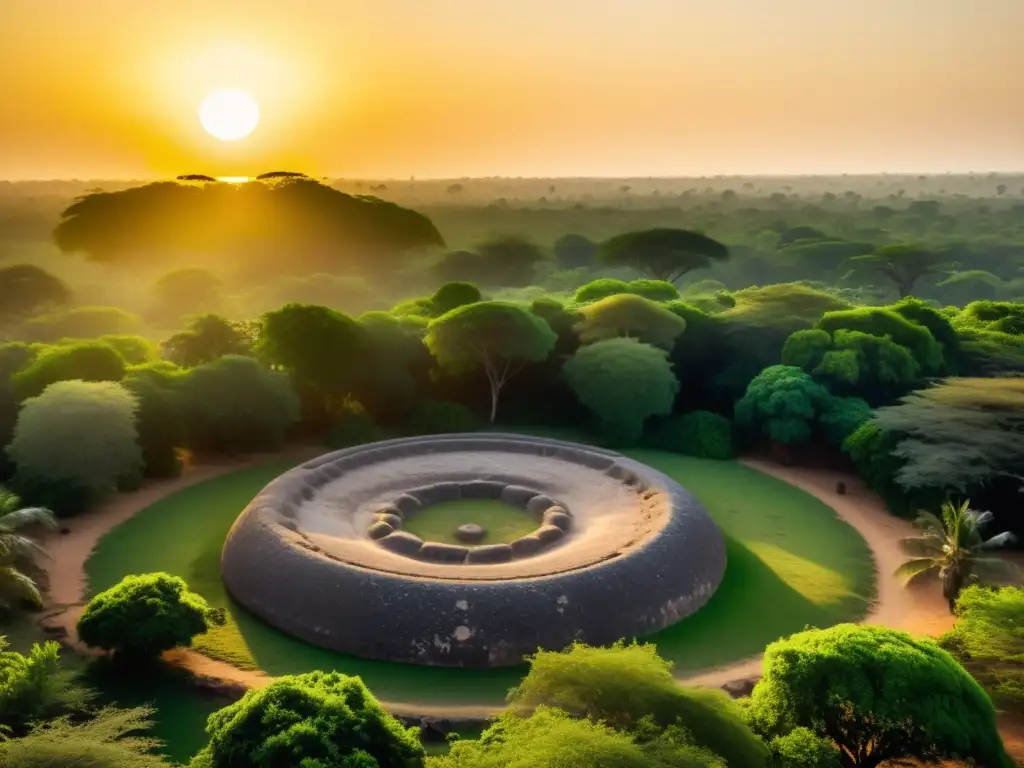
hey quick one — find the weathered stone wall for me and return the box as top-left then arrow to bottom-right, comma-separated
221,434 -> 726,667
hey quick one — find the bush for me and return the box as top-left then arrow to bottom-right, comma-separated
747,624 -> 1011,768
574,294 -> 687,350
11,342 -> 126,401
0,706 -> 170,768
734,366 -> 833,447
177,356 -> 300,453
93,335 -> 159,365
162,314 -> 254,368
405,400 -> 479,435
816,306 -> 944,373
121,365 -> 185,478
191,670 -> 423,768
435,708 -> 726,768
326,404 -> 387,448
432,281 -> 482,313
768,728 -> 840,768
628,279 -> 680,302
647,411 -> 734,459
7,381 -> 142,505
564,338 -> 679,445
77,573 -> 222,658
0,637 -> 91,732
509,642 -> 768,768
574,278 -> 631,304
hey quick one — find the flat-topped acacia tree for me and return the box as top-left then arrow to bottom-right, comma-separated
426,301 -> 556,423
847,244 -> 956,299
597,228 -> 730,284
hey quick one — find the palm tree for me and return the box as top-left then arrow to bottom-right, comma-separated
895,499 -> 1018,613
0,488 -> 58,610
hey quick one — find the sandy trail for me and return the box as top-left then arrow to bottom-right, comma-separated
36,452 -> 956,722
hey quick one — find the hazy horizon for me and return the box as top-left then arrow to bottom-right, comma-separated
3,0 -> 1022,180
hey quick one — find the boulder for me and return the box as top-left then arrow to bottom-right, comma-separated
500,485 -> 538,507
368,521 -> 394,540
455,523 -> 486,543
510,534 -> 542,557
419,542 -> 470,564
460,480 -> 505,499
526,495 -> 556,517
378,531 -> 424,556
393,494 -> 422,515
412,482 -> 463,505
542,508 -> 572,531
535,524 -> 565,544
376,513 -> 403,529
466,544 -> 513,563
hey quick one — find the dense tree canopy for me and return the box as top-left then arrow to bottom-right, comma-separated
161,314 -> 255,368
425,301 -> 556,423
10,341 -> 126,401
747,624 -> 1011,768
54,177 -> 444,272
597,229 -> 730,283
435,235 -> 548,287
77,573 -> 223,658
552,232 -> 598,268
564,338 -> 679,445
191,671 -> 423,768
574,294 -> 687,349
15,306 -> 143,344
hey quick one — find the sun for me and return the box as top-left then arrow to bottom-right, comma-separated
198,89 -> 260,141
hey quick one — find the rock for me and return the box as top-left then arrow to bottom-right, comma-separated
460,480 -> 505,499
535,524 -> 564,544
419,542 -> 470,564
526,495 -> 556,517
466,543 -> 513,563
393,494 -> 422,515
720,677 -> 758,699
375,503 -> 403,519
510,534 -> 542,557
412,482 -> 462,505
542,507 -> 572,531
455,523 -> 486,543
376,513 -> 403,529
500,485 -> 537,507
368,521 -> 394,539
377,531 -> 424,556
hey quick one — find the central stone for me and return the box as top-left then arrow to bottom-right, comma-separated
455,523 -> 486,543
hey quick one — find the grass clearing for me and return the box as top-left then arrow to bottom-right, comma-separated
402,499 -> 538,545
85,449 -> 874,708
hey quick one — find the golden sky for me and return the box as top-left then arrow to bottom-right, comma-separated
2,0 -> 1022,180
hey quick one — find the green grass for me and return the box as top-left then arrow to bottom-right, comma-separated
401,499 -> 538,545
85,451 -> 874,710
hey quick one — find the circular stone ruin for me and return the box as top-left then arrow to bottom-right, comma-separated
221,434 -> 727,667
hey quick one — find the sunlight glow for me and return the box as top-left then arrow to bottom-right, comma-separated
216,176 -> 250,183
199,90 -> 260,142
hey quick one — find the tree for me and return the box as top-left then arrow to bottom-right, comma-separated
191,670 -> 423,768
597,229 -> 730,284
733,366 -> 833,448
434,708 -> 726,768
473,234 -> 549,287
0,705 -> 171,767
353,312 -> 431,422
7,381 -> 142,503
574,294 -> 687,350
177,356 -> 300,453
564,338 -> 679,446
552,233 -> 597,268
150,268 -> 224,320
896,500 -> 1017,612
256,303 -> 367,424
747,624 -> 1011,768
431,281 -> 481,314
847,244 -> 956,298
15,306 -> 142,344
11,342 -> 126,401
77,573 -> 223,659
646,411 -> 734,460
161,314 -> 254,368
426,301 -> 556,423
0,636 -> 91,733
53,177 -> 444,273
816,306 -> 944,374
508,641 -> 768,768
0,265 -> 70,328
121,364 -> 185,478
0,489 -> 57,610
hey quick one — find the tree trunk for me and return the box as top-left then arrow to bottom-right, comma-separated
941,564 -> 964,614
489,386 -> 498,424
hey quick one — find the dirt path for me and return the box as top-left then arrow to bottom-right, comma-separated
36,453 -> 955,723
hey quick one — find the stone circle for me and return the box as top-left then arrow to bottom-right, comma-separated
221,433 -> 726,667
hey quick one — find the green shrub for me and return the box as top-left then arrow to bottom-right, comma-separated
11,342 -> 126,401
647,411 -> 734,459
0,637 -> 91,732
77,573 -> 222,659
177,355 -> 300,453
768,728 -> 840,768
435,708 -> 726,768
0,706 -> 170,768
94,335 -> 159,365
573,278 -> 631,304
162,314 -> 254,368
628,279 -> 680,301
405,400 -> 479,435
7,381 -> 142,505
574,294 -> 687,350
432,281 -> 482,313
509,642 -> 768,768
816,306 -> 944,373
564,338 -> 679,446
191,671 -> 423,768
734,366 -> 832,446
747,624 -> 1011,768
121,365 -> 184,478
